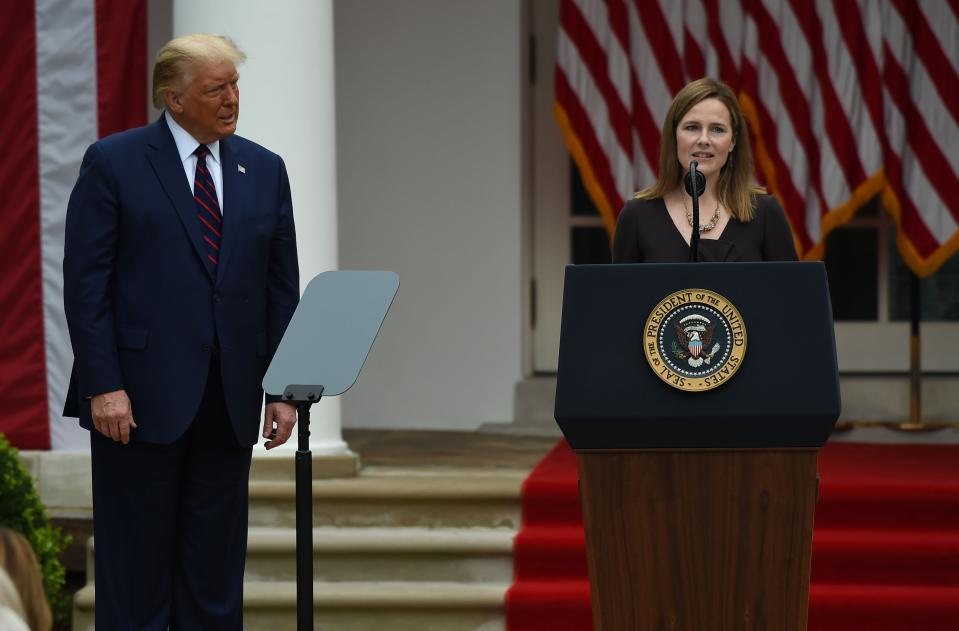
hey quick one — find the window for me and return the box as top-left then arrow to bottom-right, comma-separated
826,197 -> 959,325
569,161 -> 610,265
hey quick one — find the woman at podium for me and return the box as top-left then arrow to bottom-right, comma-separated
612,78 -> 798,263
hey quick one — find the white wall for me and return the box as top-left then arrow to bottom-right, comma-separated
334,1 -> 525,430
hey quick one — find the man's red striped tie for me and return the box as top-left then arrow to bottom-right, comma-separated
193,145 -> 222,272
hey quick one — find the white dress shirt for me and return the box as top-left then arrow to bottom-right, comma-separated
165,110 -> 225,213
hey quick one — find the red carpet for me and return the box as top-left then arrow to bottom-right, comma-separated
505,441 -> 959,630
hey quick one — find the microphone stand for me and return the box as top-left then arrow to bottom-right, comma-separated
685,161 -> 705,262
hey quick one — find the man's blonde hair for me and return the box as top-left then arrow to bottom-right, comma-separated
152,33 -> 246,109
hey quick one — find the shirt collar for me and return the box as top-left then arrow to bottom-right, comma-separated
165,111 -> 221,166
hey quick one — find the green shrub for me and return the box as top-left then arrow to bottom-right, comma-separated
0,434 -> 72,625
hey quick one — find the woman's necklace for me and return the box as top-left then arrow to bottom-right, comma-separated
682,194 -> 721,232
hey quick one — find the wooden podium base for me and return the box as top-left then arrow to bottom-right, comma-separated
577,450 -> 818,631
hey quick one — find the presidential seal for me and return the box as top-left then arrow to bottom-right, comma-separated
643,289 -> 747,392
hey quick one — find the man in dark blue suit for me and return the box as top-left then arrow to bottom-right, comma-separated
63,33 -> 299,629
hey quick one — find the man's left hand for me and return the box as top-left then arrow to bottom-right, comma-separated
263,402 -> 297,449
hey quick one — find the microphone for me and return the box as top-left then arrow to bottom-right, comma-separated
684,162 -> 706,262
684,164 -> 706,197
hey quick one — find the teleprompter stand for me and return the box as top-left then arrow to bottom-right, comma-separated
282,384 -> 324,629
264,271 -> 399,631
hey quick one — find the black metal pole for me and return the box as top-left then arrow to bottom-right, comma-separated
295,400 -> 313,631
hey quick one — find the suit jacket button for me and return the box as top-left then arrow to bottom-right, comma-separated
213,294 -> 221,303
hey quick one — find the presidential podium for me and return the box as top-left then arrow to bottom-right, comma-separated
554,262 -> 840,631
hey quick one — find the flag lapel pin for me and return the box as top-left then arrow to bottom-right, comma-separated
238,164 -> 246,174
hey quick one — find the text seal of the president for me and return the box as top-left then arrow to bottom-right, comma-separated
643,288 -> 747,392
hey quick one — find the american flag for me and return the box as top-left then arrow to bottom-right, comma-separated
0,0 -> 146,449
555,0 -> 959,276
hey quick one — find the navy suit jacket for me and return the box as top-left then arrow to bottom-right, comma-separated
63,116 -> 299,445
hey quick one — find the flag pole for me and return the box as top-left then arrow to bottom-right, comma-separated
894,271 -> 948,431
896,272 -> 924,429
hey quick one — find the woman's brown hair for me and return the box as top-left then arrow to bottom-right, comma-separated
637,77 -> 764,221
0,529 -> 52,631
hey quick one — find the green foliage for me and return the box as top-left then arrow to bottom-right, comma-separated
671,340 -> 688,360
0,434 -> 72,624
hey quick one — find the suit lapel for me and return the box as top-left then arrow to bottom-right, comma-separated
217,137 -> 250,279
145,117 -> 215,282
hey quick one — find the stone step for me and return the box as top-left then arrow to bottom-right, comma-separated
249,451 -> 360,481
86,527 -> 517,583
73,581 -> 508,631
248,467 -> 525,529
246,527 -> 516,583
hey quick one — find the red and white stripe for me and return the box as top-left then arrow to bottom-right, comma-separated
555,0 -> 959,274
0,0 -> 145,450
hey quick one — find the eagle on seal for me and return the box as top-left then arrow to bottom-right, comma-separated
673,314 -> 717,365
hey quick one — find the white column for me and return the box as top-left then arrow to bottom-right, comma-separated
173,0 -> 346,454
